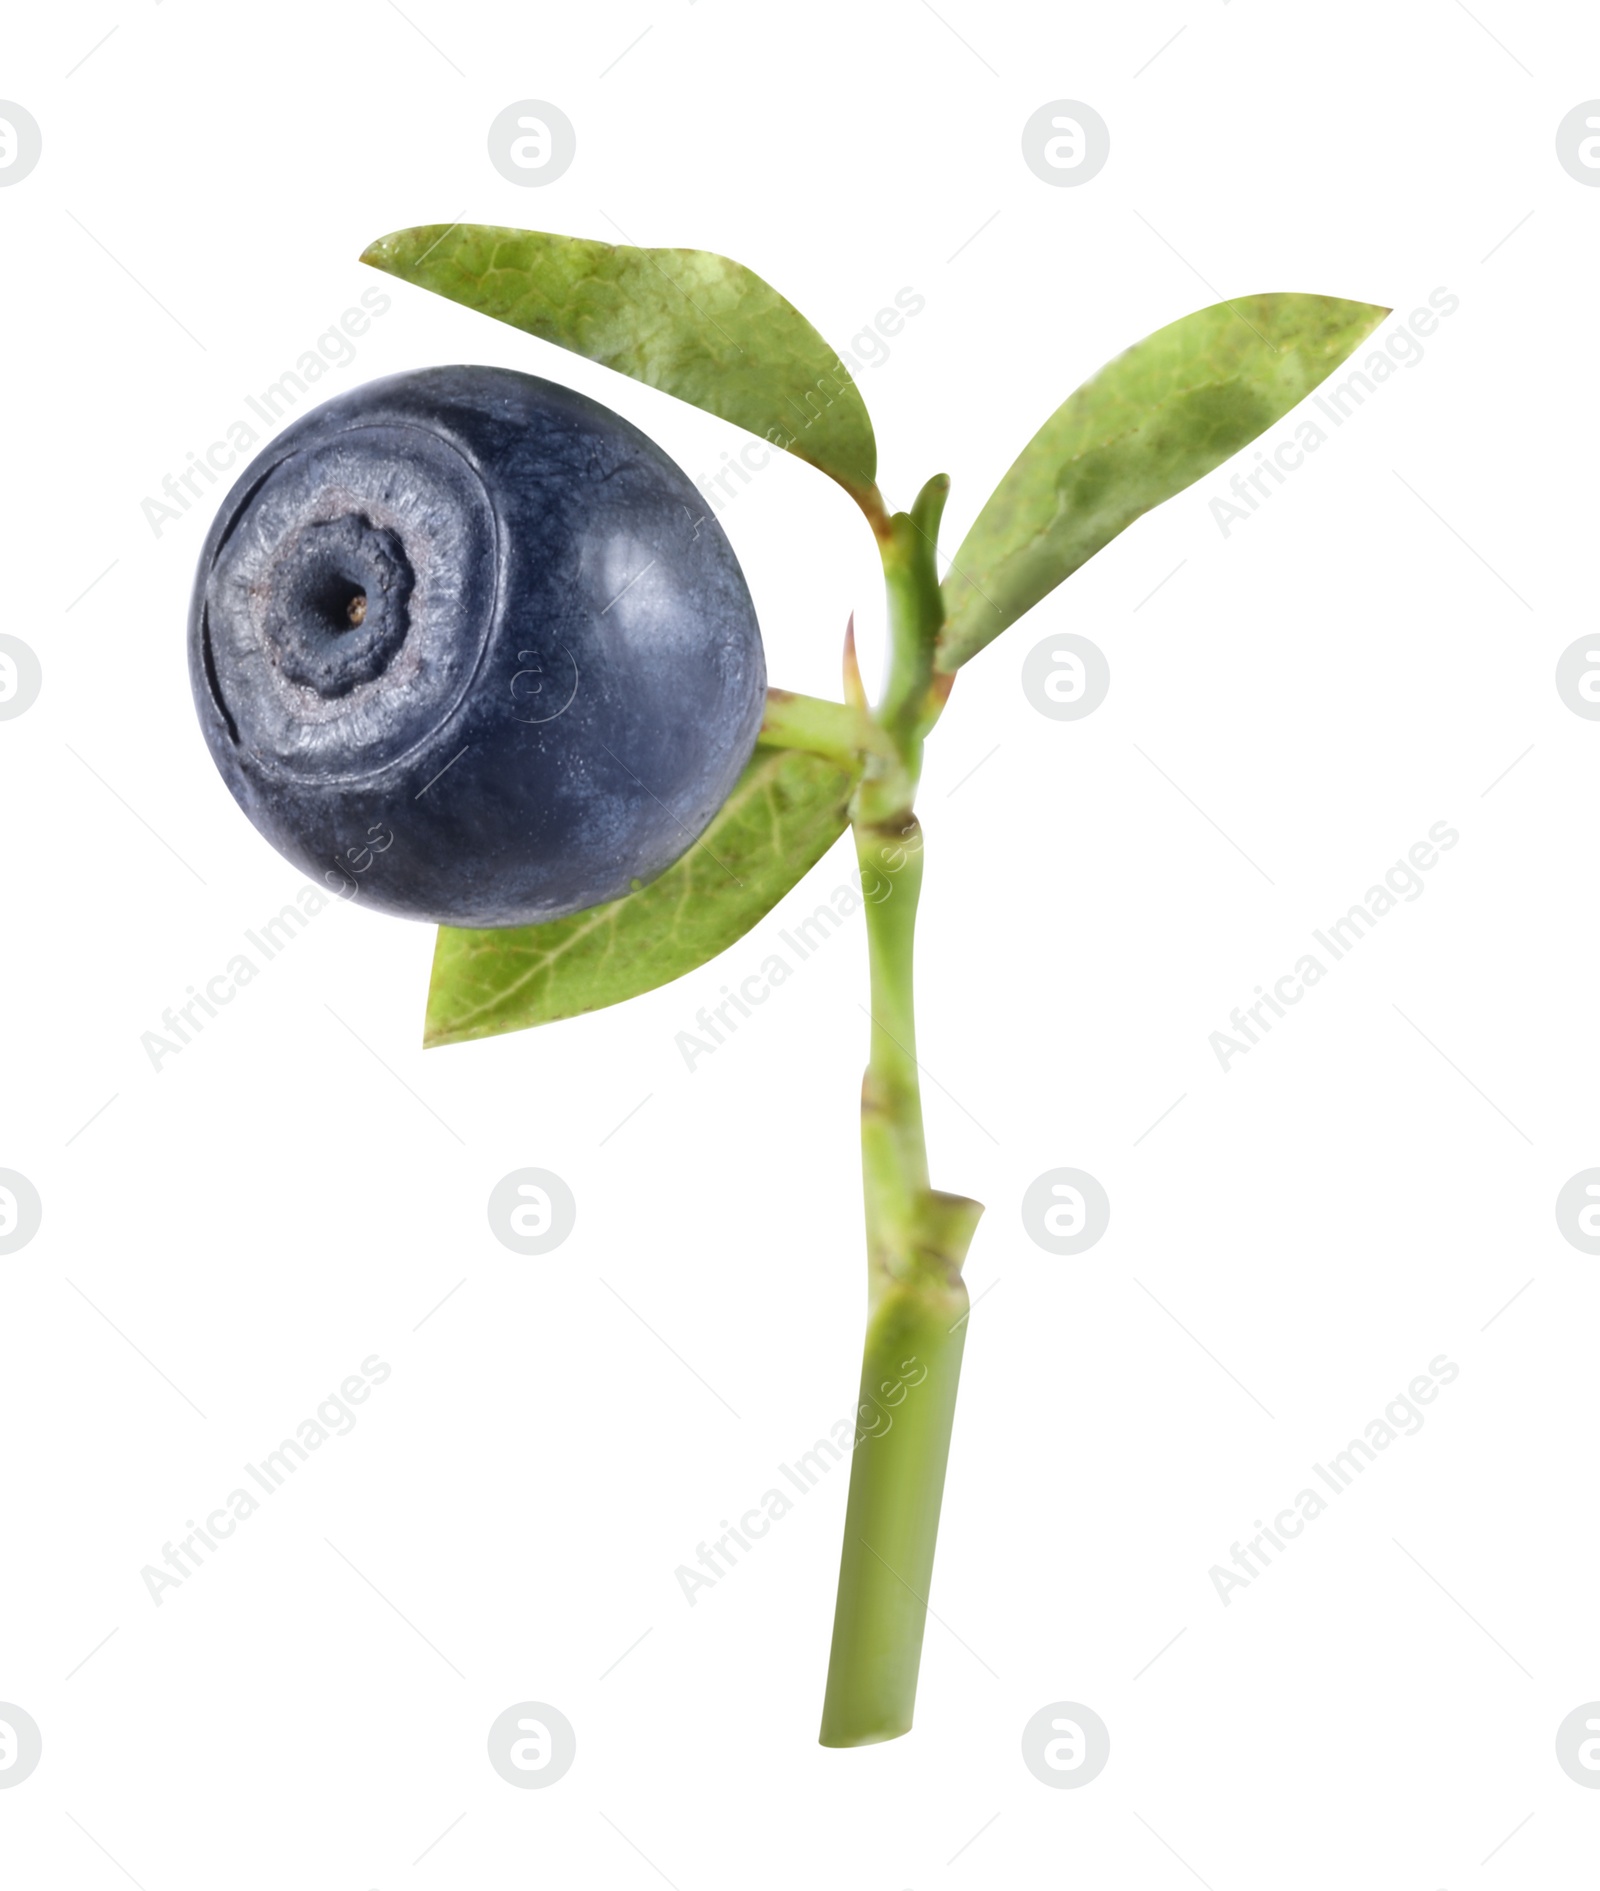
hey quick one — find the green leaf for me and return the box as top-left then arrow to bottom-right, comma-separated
937,292 -> 1390,669
424,742 -> 862,1048
362,223 -> 879,508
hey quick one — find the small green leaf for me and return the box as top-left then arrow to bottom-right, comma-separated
362,223 -> 879,508
937,292 -> 1390,669
424,742 -> 861,1048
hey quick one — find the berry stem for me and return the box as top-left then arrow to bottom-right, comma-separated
819,476 -> 983,1747
758,687 -> 893,766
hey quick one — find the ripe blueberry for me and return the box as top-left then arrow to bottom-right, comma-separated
189,365 -> 765,926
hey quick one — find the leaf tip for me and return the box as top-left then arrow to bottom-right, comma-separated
360,224 -> 462,278
359,230 -> 405,274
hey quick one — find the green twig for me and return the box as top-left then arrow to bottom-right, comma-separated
819,476 -> 983,1747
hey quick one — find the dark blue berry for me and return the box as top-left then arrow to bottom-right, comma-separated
190,365 -> 765,926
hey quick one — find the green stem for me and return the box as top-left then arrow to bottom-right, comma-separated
758,687 -> 893,767
819,477 -> 983,1748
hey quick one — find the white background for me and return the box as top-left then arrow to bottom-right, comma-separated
3,2 -> 1599,1885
